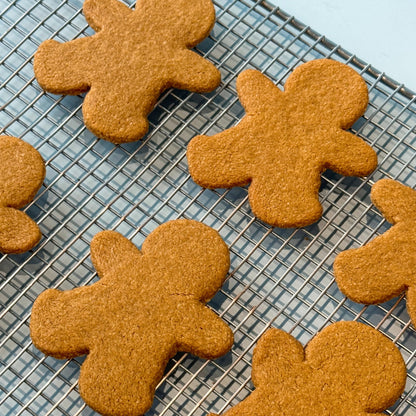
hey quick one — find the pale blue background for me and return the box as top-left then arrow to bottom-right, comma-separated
268,0 -> 416,92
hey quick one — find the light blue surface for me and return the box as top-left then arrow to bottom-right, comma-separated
268,0 -> 416,92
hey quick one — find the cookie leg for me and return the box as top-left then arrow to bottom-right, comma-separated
82,84 -> 150,143
248,173 -> 323,228
79,341 -> 170,416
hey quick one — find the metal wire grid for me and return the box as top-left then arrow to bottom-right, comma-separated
0,0 -> 415,415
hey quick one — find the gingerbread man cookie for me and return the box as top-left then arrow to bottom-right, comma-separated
209,321 -> 406,416
30,219 -> 233,416
0,136 -> 45,254
334,178 -> 416,325
34,0 -> 221,143
187,59 -> 378,228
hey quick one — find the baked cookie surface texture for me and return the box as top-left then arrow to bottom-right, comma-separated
208,321 -> 406,416
34,0 -> 220,143
30,219 -> 233,416
334,178 -> 416,325
187,59 -> 378,228
0,135 -> 45,254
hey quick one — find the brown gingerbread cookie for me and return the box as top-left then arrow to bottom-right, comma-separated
34,0 -> 220,144
334,178 -> 416,325
209,321 -> 406,416
187,59 -> 378,228
30,219 -> 233,416
0,135 -> 45,254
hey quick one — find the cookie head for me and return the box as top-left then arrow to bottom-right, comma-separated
141,219 -> 230,301
285,59 -> 368,129
306,321 -> 406,412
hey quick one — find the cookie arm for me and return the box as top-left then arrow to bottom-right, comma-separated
371,178 -> 416,223
324,130 -> 377,177
170,50 -> 221,93
34,38 -> 92,95
83,0 -> 131,32
236,69 -> 282,113
251,328 -> 304,388
30,288 -> 92,359
90,230 -> 142,279
187,124 -> 252,189
0,208 -> 41,254
175,301 -> 233,359
333,224 -> 411,304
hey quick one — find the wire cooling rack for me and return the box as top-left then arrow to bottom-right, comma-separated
1,0 -> 416,415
